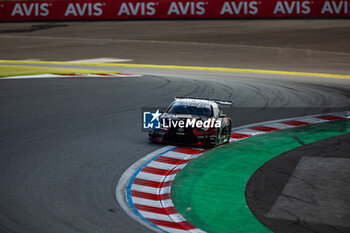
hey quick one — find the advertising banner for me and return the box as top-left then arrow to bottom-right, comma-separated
0,0 -> 349,21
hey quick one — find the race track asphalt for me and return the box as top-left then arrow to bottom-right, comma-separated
246,132 -> 350,233
0,20 -> 349,233
1,20 -> 350,74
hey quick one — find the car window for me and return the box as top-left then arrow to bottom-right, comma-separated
167,104 -> 212,117
213,105 -> 220,117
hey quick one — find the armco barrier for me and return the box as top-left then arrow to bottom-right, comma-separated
0,0 -> 349,21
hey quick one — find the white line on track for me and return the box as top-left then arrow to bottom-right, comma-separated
67,58 -> 133,63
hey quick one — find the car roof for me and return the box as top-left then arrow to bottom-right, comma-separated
172,98 -> 218,108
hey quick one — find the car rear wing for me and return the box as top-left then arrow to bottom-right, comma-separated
174,96 -> 233,107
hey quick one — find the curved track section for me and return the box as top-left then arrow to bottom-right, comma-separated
123,146 -> 206,233
0,72 -> 350,233
0,69 -> 349,233
0,20 -> 350,233
119,112 -> 349,233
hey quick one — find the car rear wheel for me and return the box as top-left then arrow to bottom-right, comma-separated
225,123 -> 231,143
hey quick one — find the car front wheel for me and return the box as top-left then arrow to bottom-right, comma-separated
209,132 -> 218,148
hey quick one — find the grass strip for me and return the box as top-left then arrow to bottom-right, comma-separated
171,119 -> 350,233
0,65 -> 119,77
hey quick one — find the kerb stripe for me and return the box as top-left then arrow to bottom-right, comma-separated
131,190 -> 171,201
124,112 -> 349,233
133,178 -> 172,188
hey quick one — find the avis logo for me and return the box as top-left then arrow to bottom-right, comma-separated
273,1 -> 311,14
11,3 -> 49,16
220,1 -> 259,15
321,1 -> 350,14
167,2 -> 206,15
143,109 -> 162,129
118,2 -> 156,16
65,3 -> 103,16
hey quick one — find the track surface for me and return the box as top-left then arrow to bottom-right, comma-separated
0,20 -> 350,233
1,20 -> 350,74
247,132 -> 350,233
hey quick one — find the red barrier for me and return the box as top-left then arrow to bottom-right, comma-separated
0,0 -> 349,21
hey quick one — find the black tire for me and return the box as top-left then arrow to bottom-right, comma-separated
209,132 -> 219,148
224,123 -> 231,144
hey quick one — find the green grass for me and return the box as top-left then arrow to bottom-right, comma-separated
171,119 -> 350,233
0,65 -> 120,77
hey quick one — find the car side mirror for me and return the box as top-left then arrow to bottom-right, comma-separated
219,114 -> 226,118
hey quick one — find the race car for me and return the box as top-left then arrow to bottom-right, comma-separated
149,97 -> 232,148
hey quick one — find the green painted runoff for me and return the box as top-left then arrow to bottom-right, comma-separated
171,119 -> 350,233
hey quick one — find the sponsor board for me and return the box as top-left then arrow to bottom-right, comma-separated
1,0 -> 349,21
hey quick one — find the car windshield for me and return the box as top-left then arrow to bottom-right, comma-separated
167,104 -> 212,117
